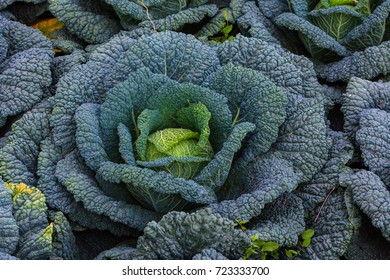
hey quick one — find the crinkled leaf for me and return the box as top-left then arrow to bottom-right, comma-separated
0,179 -> 19,255
194,122 -> 255,190
0,104 -> 51,186
139,5 -> 219,31
342,78 -> 390,139
6,183 -> 52,259
75,103 -> 110,172
55,152 -> 161,231
0,17 -> 53,125
98,160 -> 217,213
275,12 -> 350,61
37,136 -> 134,236
207,63 -> 287,158
106,31 -> 220,87
302,188 -> 357,259
48,0 -> 121,44
356,109 -> 390,186
315,41 -> 390,82
192,248 -> 228,260
50,211 -> 78,260
296,130 -> 354,213
272,96 -> 331,182
246,193 -> 306,247
209,156 -> 300,220
134,208 -> 251,260
340,171 -> 390,241
217,34 -> 323,100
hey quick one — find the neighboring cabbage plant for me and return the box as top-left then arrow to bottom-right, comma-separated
0,179 -> 78,260
0,16 -> 53,127
234,0 -> 390,82
47,0 -> 220,44
339,78 -> 390,241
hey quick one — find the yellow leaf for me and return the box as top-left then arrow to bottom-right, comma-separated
32,18 -> 64,39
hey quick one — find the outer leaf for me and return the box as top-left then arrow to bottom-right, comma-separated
75,103 -> 110,172
236,1 -> 289,47
302,188 -> 357,259
315,41 -> 390,82
356,109 -> 390,186
37,136 -> 134,236
117,123 -> 136,166
48,0 -> 121,44
98,160 -> 218,213
342,78 -> 390,140
50,211 -> 79,260
0,179 -> 19,255
0,103 -> 51,186
192,249 -> 228,260
50,51 -> 87,85
6,183 -> 52,260
297,130 -> 354,213
55,152 -> 161,231
275,12 -> 350,61
106,31 -> 220,87
209,155 -> 300,220
340,171 -> 390,241
138,5 -> 219,31
0,17 -> 53,126
50,32 -> 138,153
134,208 -> 251,260
217,34 -> 323,100
272,96 -> 331,182
257,0 -> 290,19
246,193 -> 306,247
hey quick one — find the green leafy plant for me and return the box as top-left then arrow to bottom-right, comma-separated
301,229 -> 315,248
209,10 -> 236,43
275,0 -> 390,62
243,229 -> 315,260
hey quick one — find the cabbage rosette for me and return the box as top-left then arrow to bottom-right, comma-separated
235,0 -> 390,82
76,68 -> 257,214
35,31 -> 329,234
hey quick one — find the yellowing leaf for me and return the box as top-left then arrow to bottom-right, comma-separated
32,18 -> 64,39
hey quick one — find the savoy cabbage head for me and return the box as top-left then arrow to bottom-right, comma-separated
234,0 -> 390,82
